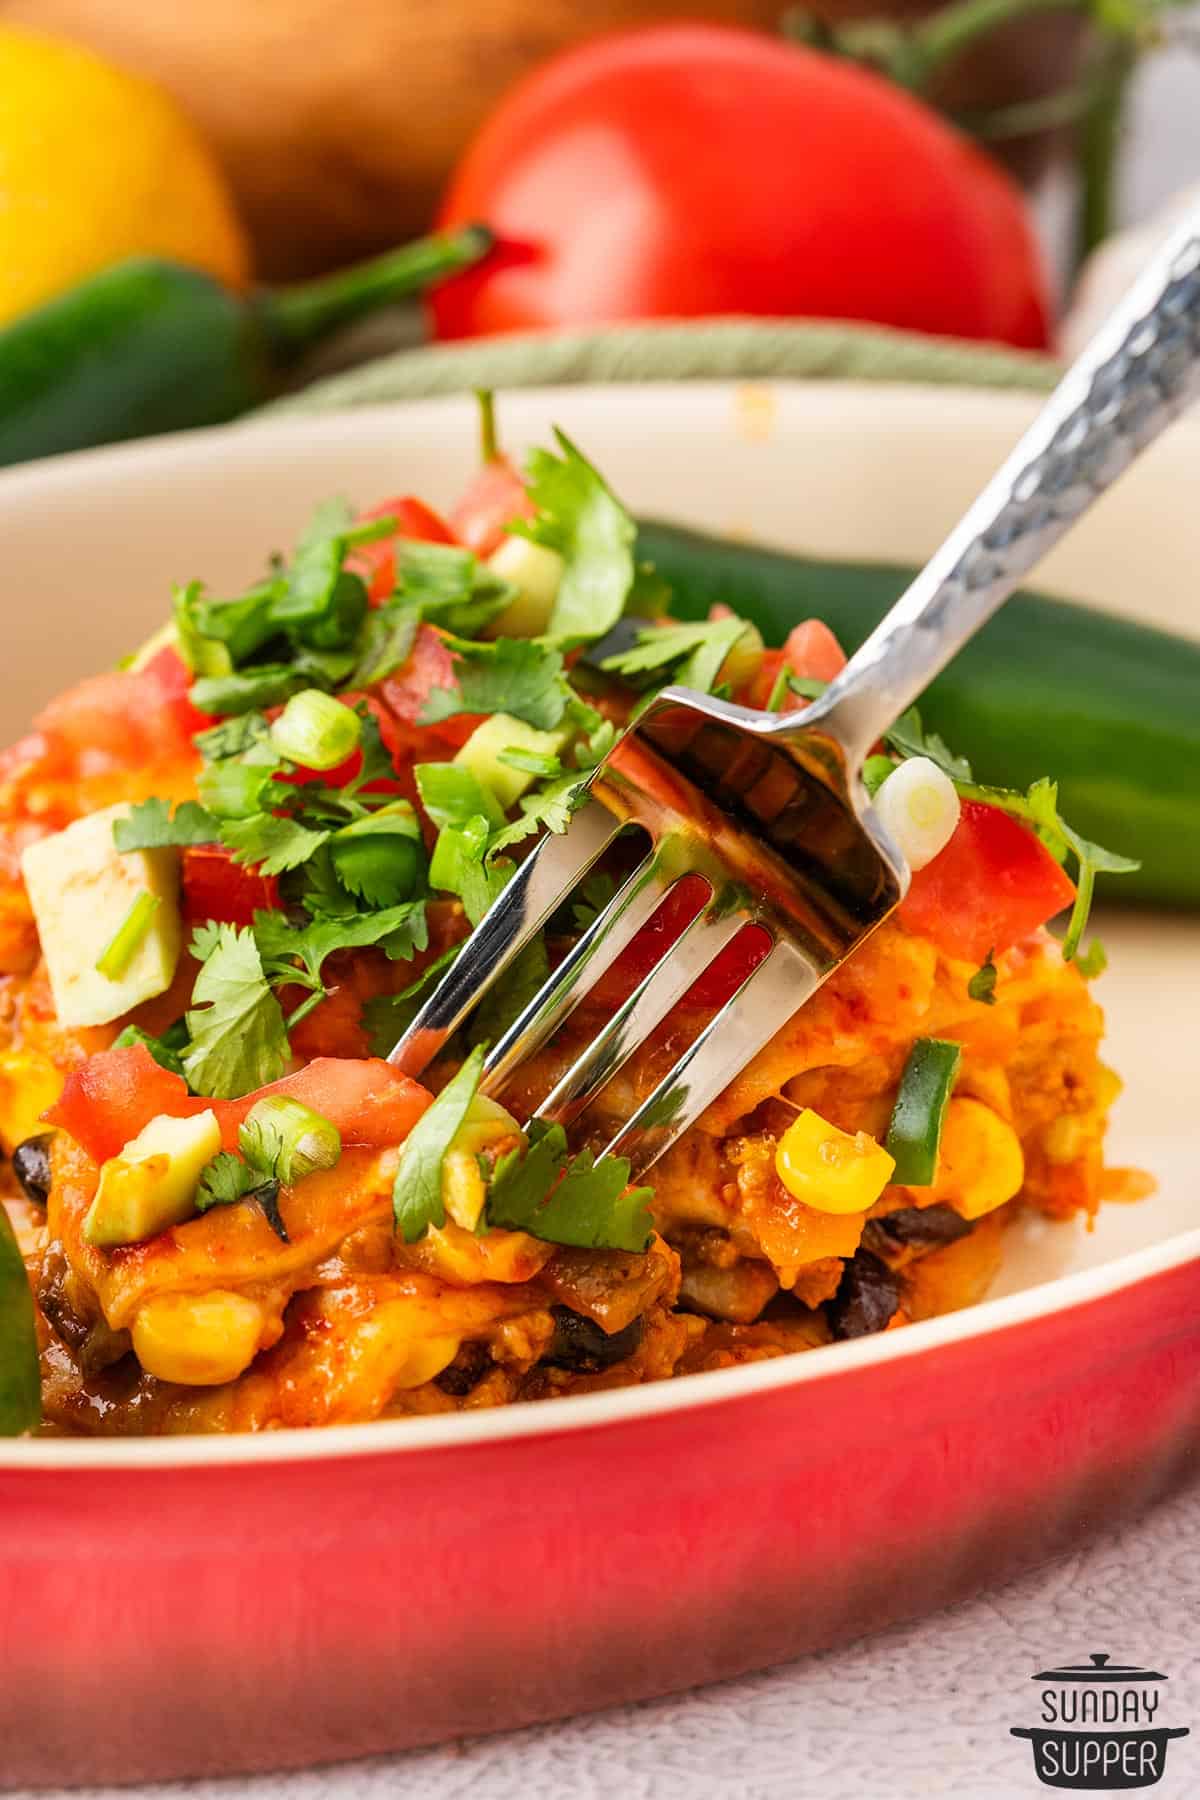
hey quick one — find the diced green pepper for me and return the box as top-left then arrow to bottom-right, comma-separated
885,1038 -> 962,1186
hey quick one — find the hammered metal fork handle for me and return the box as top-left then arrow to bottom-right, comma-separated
802,215 -> 1200,767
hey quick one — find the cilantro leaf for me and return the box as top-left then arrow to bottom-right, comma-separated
570,872 -> 617,932
253,901 -> 428,991
601,618 -> 745,695
419,638 -> 569,733
220,815 -> 331,877
328,807 -> 425,908
113,798 -> 217,852
195,1150 -> 288,1241
515,429 -> 636,640
486,772 -> 588,858
183,924 -> 290,1100
112,1021 -> 189,1081
414,762 -> 503,832
883,708 -> 974,784
486,1119 -> 654,1252
347,599 -> 419,689
967,952 -> 997,1006
430,817 -> 507,925
392,1044 -> 486,1242
194,712 -> 272,762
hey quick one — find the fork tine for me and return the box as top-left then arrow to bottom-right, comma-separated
482,851 -> 675,1100
602,942 -> 820,1180
525,904 -> 750,1129
386,797 -> 624,1078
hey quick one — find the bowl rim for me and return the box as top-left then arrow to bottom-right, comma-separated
6,1222 -> 1198,1471
2,386 -> 1195,1473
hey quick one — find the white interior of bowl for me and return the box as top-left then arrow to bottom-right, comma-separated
1,381 -> 1196,1466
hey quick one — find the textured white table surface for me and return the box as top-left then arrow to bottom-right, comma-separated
15,1480 -> 1200,1800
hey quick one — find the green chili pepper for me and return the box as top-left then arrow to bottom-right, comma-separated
885,1038 -> 962,1186
0,1203 -> 40,1437
0,225 -> 492,469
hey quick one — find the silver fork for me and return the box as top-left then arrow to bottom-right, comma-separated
389,218 -> 1200,1180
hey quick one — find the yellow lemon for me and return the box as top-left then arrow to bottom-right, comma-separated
0,25 -> 249,325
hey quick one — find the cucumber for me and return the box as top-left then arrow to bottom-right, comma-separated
637,520 -> 1200,907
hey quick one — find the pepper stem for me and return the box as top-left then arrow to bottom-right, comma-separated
258,224 -> 493,365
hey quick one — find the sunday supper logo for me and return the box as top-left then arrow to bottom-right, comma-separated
1010,1653 -> 1189,1790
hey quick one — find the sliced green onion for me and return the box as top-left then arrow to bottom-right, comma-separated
885,1038 -> 962,1186
873,755 -> 960,871
95,892 -> 161,981
239,1096 -> 341,1186
270,689 -> 362,770
862,755 -> 895,797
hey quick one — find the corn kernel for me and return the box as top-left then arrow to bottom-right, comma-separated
0,1051 -> 63,1155
132,1290 -> 266,1386
390,1335 -> 461,1392
927,1098 -> 1024,1219
775,1109 -> 895,1215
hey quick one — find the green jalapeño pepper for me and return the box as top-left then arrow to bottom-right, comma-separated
0,1201 -> 39,1436
0,224 -> 492,469
885,1038 -> 963,1186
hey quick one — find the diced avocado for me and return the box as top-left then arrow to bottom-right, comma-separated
487,536 -> 564,637
20,803 -> 183,1027
442,1094 -> 523,1231
83,1110 -> 221,1248
454,714 -> 569,811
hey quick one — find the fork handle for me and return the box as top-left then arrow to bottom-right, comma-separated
799,214 -> 1200,767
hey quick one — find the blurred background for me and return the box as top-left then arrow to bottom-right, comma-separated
0,0 -> 1197,465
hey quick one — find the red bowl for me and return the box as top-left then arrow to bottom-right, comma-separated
4,1230 -> 1200,1790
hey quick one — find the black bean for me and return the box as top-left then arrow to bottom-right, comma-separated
12,1134 -> 53,1206
542,1306 -> 646,1373
434,1342 -> 492,1398
827,1250 -> 901,1341
875,1205 -> 975,1248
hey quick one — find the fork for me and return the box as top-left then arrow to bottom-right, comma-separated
388,217 -> 1200,1181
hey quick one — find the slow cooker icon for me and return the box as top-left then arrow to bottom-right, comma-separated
1011,1652 -> 1189,1790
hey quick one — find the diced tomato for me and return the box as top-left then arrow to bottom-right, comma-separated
182,845 -> 281,929
213,1057 -> 431,1151
740,649 -> 784,710
897,798 -> 1077,963
449,455 -> 534,557
379,623 -> 483,750
35,665 -> 201,768
45,1046 -> 205,1164
46,1044 -> 433,1166
348,497 -> 459,604
581,874 -> 772,1012
784,619 -> 847,682
140,644 -> 212,738
739,621 -> 847,710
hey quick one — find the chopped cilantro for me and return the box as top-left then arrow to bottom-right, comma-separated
419,637 -> 569,732
220,815 -> 331,877
570,871 -> 617,932
515,429 -> 636,641
967,951 -> 997,1006
414,762 -> 504,832
112,1021 -> 189,1081
328,806 -> 424,908
347,599 -> 420,689
883,707 -> 974,784
183,924 -> 290,1100
195,1150 -> 288,1242
601,617 -> 745,695
486,1120 -> 654,1252
486,772 -> 588,858
392,1044 -> 487,1241
113,797 -> 217,852
468,932 -> 549,1049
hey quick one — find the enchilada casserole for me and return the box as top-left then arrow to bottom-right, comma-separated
0,427 -> 1135,1435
